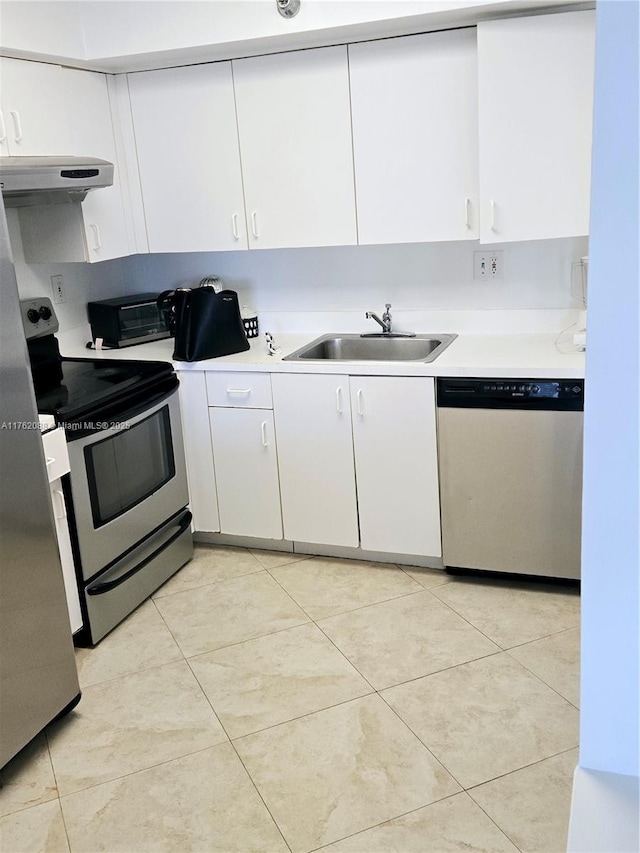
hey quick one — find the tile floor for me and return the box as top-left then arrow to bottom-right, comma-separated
0,545 -> 581,853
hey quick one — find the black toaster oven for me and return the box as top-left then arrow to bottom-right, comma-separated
87,293 -> 171,348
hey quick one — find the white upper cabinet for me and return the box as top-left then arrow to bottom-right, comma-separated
232,46 -> 357,250
60,67 -> 130,262
478,10 -> 596,243
3,59 -> 131,262
128,62 -> 247,253
349,29 -> 479,244
0,58 -> 73,156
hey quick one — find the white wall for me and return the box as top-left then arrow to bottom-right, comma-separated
0,0 -> 581,71
121,237 -> 587,328
577,0 -> 639,780
0,1 -> 84,60
568,0 -> 639,848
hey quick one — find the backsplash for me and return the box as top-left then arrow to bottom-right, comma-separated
9,203 -> 587,334
123,237 -> 588,314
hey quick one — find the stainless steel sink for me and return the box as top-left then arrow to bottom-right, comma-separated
283,333 -> 457,363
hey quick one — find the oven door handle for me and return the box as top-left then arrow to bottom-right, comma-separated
87,511 -> 192,596
66,375 -> 179,440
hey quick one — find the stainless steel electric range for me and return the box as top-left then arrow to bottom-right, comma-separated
22,297 -> 193,645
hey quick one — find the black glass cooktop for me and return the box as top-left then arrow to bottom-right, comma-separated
34,357 -> 174,423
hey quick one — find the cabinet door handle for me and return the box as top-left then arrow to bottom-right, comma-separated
356,389 -> 363,417
251,211 -> 259,238
46,456 -> 55,467
232,213 -> 240,240
489,199 -> 497,232
261,420 -> 268,447
336,386 -> 343,414
53,489 -> 67,520
90,223 -> 102,250
0,111 -> 7,144
9,110 -> 22,142
465,197 -> 471,229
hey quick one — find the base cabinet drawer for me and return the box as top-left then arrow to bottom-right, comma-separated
209,407 -> 282,539
206,372 -> 273,408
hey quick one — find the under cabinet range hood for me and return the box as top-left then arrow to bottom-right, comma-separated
0,156 -> 114,207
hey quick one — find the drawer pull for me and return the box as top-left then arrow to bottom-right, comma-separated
52,489 -> 66,520
226,388 -> 251,395
10,110 -> 22,143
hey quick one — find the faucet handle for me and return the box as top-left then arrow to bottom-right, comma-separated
385,303 -> 391,311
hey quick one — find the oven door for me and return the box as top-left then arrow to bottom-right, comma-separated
66,381 -> 189,581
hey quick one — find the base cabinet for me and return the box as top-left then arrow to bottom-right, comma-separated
209,407 -> 282,539
177,371 -> 220,533
349,376 -> 441,557
186,370 -> 441,559
271,373 -> 359,547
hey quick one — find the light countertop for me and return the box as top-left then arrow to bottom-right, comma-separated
58,326 -> 585,379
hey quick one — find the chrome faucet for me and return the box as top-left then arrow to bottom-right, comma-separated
365,303 -> 392,334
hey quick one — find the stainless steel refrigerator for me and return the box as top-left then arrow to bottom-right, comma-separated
0,199 -> 80,769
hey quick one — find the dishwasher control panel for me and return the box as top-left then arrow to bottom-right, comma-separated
437,378 -> 584,410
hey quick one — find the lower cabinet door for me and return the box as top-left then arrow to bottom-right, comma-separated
209,407 -> 283,539
349,376 -> 442,557
49,479 -> 83,634
271,373 -> 359,547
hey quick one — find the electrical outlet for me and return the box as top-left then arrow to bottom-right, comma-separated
51,274 -> 66,304
474,251 -> 504,281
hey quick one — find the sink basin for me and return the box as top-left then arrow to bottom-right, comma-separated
283,333 -> 457,363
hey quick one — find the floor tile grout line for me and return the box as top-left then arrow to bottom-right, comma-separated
465,744 -> 581,795
395,562 -> 454,591
225,740 -> 294,853
226,692 -> 379,745
427,586 -> 512,650
504,623 -> 581,651
266,565 -> 436,623
151,565 -> 265,600
306,791 -> 482,853
374,688 -> 468,792
465,747 -> 580,853
53,741 -> 231,802
503,648 -> 581,709
182,618 -> 313,661
428,582 -> 581,652
461,792 -> 525,853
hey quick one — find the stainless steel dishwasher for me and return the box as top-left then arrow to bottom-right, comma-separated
437,378 -> 584,580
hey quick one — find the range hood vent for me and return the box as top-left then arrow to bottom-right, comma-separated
0,157 -> 114,207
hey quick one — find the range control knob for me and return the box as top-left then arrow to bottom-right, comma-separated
27,308 -> 40,324
39,305 -> 52,320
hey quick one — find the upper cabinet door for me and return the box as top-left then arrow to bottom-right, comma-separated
349,29 -> 479,244
232,46 -> 357,250
478,10 -> 596,243
0,58 -> 74,156
128,63 -> 247,253
60,68 -> 130,262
